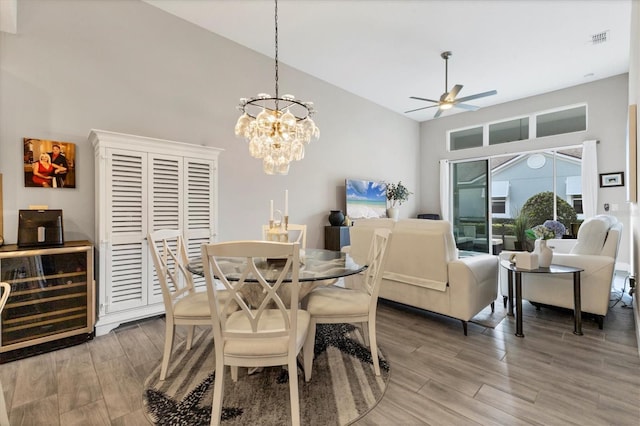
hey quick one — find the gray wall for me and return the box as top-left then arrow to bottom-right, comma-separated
420,75 -> 631,269
0,0 -> 420,249
0,0 -> 632,271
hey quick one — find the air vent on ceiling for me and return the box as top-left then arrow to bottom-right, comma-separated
591,30 -> 609,45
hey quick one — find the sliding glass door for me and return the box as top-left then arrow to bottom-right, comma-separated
452,160 -> 489,253
448,147 -> 582,254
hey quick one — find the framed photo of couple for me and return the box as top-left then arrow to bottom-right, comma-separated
24,138 -> 76,189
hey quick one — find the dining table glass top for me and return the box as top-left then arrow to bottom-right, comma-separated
187,248 -> 366,282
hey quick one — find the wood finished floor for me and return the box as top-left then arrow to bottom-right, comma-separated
2,287 -> 638,425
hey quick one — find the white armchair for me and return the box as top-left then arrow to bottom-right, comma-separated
499,215 -> 623,328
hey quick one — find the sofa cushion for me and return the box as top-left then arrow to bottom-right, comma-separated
570,215 -> 614,255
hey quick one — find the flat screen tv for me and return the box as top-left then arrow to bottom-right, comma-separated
345,179 -> 387,219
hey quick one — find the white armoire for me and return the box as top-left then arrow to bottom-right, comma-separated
90,129 -> 222,336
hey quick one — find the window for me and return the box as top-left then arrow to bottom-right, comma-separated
536,105 -> 587,138
571,196 -> 583,214
491,181 -> 510,217
489,117 -> 529,145
565,175 -> 583,215
450,126 -> 483,150
448,104 -> 587,150
492,197 -> 506,214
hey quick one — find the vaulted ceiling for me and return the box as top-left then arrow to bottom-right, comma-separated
148,1 -> 631,122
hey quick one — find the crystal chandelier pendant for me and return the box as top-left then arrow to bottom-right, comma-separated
233,0 -> 319,175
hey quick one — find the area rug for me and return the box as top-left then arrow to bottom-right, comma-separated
143,323 -> 390,425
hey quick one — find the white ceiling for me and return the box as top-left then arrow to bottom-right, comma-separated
144,0 -> 632,122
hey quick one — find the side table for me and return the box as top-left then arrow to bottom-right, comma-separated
500,260 -> 584,338
324,226 -> 350,251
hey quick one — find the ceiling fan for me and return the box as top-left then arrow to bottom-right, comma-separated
405,51 -> 497,118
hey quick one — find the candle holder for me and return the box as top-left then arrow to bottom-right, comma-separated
266,210 -> 288,242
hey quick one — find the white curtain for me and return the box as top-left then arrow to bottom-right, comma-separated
581,140 -> 598,218
439,159 -> 450,221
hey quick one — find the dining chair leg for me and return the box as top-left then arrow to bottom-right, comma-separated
361,322 -> 370,347
185,325 -> 195,351
160,321 -> 176,381
288,353 -> 301,426
210,355 -> 225,426
303,321 -> 316,382
368,319 -> 380,376
231,366 -> 239,382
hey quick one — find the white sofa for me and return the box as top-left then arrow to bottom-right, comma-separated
498,215 -> 623,328
345,218 -> 498,334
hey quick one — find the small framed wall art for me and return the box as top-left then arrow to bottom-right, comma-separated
24,138 -> 76,188
599,171 -> 624,188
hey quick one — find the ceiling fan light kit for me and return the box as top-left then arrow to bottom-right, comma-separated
405,50 -> 497,118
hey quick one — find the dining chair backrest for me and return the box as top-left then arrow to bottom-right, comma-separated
201,241 -> 301,345
148,229 -> 196,310
262,224 -> 307,249
363,229 -> 393,304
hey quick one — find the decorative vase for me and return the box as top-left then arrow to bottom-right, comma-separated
328,210 -> 345,226
387,207 -> 399,220
534,239 -> 553,268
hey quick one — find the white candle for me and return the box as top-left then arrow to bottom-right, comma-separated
270,200 -> 274,221
284,190 -> 289,216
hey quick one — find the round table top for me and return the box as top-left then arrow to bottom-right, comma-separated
188,248 -> 367,282
500,259 -> 584,274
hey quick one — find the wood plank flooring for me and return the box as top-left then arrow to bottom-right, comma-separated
2,285 -> 638,425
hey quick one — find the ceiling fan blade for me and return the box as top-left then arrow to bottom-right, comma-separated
404,105 -> 439,113
455,89 -> 497,103
444,84 -> 463,102
453,103 -> 480,111
409,96 -> 440,103
434,108 -> 443,119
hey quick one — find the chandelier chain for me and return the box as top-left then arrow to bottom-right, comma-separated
234,0 -> 319,175
274,0 -> 279,109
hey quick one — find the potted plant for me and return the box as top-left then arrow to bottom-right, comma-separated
512,209 -> 530,251
385,181 -> 412,220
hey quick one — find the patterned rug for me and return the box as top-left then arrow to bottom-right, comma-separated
143,323 -> 390,425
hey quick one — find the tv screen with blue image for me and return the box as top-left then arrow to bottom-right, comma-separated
345,179 -> 387,219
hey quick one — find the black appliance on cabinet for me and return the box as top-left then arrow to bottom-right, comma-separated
17,209 -> 64,248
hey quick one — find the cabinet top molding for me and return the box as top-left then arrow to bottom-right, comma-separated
89,129 -> 224,157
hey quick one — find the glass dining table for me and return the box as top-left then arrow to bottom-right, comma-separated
187,248 -> 367,307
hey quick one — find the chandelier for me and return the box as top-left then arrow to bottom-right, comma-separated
234,0 -> 319,175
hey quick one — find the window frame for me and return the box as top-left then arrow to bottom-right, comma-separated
448,103 -> 588,151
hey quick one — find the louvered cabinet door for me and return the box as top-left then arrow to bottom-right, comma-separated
91,129 -> 222,336
103,149 -> 149,313
183,157 -> 218,290
148,154 -> 183,305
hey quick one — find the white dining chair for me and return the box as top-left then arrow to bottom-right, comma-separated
303,228 -> 392,379
262,223 -> 307,249
201,240 -> 311,426
0,282 -> 11,426
148,229 -> 235,381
